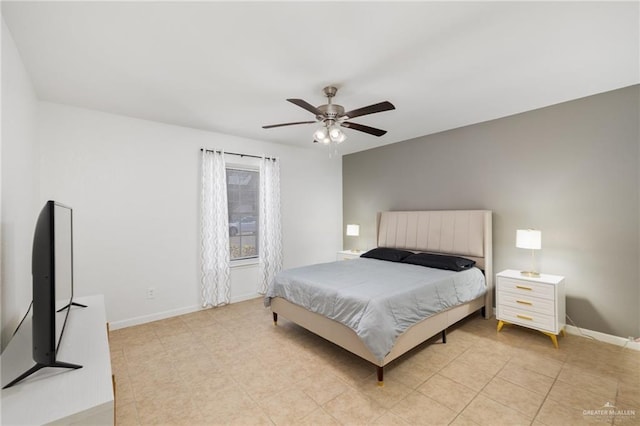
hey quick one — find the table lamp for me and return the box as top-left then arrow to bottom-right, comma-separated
346,224 -> 360,252
516,229 -> 541,277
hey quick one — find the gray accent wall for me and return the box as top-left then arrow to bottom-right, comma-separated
343,85 -> 639,338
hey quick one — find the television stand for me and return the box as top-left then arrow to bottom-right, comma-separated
2,360 -> 82,389
57,301 -> 88,312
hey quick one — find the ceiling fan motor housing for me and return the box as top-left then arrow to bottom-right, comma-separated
317,104 -> 345,121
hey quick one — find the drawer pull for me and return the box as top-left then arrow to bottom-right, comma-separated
516,300 -> 532,306
516,285 -> 533,291
517,314 -> 533,321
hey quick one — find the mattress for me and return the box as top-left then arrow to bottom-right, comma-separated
265,258 -> 486,361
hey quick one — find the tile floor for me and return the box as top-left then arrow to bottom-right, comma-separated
110,298 -> 639,425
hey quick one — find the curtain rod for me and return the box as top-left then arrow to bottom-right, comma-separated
200,148 -> 276,161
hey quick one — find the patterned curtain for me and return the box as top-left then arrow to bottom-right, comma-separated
200,149 -> 231,307
257,157 -> 283,294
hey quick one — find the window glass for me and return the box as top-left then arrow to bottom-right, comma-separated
227,168 -> 259,260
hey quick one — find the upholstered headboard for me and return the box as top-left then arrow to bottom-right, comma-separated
377,210 -> 493,317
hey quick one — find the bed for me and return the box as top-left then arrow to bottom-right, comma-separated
266,210 -> 493,385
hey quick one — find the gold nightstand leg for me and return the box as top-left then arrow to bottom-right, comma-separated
541,332 -> 559,349
560,328 -> 565,337
497,320 -> 506,332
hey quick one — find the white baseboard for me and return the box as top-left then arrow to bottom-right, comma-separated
108,294 -> 263,330
109,304 -> 202,330
230,293 -> 262,304
564,325 -> 640,351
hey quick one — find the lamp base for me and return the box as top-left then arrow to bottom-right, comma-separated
520,270 -> 541,278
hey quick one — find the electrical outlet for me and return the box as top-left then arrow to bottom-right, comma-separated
146,287 -> 155,299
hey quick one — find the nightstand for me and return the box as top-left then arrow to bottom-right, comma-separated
496,269 -> 566,348
336,250 -> 364,261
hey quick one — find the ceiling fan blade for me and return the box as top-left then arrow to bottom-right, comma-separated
262,120 -> 316,129
343,101 -> 395,120
287,98 -> 323,116
342,122 -> 387,137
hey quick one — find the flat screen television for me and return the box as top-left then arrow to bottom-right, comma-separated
3,201 -> 86,389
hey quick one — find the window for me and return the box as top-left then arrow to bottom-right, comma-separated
226,167 -> 259,261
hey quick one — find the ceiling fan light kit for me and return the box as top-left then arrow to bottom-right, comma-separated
263,86 -> 395,146
314,121 -> 346,145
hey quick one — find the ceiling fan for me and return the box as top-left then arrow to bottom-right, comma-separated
262,86 -> 395,144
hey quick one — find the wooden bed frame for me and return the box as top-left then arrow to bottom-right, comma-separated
271,210 -> 493,385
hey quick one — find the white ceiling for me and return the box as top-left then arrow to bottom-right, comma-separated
2,1 -> 638,155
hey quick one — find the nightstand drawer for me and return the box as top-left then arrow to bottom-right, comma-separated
499,293 -> 555,316
499,306 -> 556,332
498,277 -> 554,300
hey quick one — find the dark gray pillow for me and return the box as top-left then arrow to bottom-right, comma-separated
402,253 -> 476,271
360,247 -> 414,262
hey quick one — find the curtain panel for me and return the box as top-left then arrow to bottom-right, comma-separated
200,150 -> 231,307
258,157 -> 283,294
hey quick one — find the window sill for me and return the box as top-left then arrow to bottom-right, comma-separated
230,258 -> 259,269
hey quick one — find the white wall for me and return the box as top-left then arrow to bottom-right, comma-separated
36,102 -> 342,328
1,18 -> 40,349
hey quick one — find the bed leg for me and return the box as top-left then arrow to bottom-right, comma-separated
377,366 -> 384,386
442,329 -> 447,344
272,312 -> 278,325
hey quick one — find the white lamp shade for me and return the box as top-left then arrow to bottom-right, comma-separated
516,229 -> 541,250
346,224 -> 360,237
329,125 -> 347,143
314,127 -> 327,141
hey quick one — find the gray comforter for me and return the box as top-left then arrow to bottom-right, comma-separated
264,258 -> 486,362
